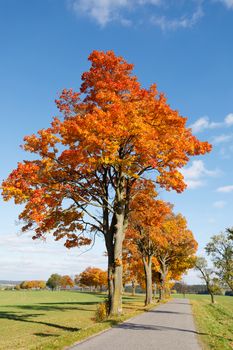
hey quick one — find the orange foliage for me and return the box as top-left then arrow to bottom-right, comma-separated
153,213 -> 198,280
20,280 -> 46,289
126,180 -> 172,260
125,182 -> 197,298
76,267 -> 108,290
60,275 -> 74,289
1,50 -> 211,250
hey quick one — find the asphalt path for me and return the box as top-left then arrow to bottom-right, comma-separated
70,298 -> 201,350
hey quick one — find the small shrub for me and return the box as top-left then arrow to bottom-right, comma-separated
95,300 -> 108,322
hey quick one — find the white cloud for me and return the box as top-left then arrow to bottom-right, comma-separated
216,0 -> 233,9
190,113 -> 233,133
225,113 -> 233,126
189,116 -> 221,133
151,4 -> 203,31
213,200 -> 226,208
68,0 -> 203,29
212,134 -> 233,144
217,185 -> 233,193
219,144 -> 233,158
0,233 -> 107,280
69,0 -> 130,26
69,0 -> 161,26
181,160 -> 220,189
184,179 -> 205,189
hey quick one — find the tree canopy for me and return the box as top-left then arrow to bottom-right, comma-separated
1,50 -> 211,314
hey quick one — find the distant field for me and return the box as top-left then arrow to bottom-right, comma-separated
174,294 -> 233,350
0,290 -> 149,350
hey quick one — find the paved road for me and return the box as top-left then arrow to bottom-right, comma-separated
70,298 -> 201,350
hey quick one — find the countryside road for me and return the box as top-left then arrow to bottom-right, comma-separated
70,298 -> 201,350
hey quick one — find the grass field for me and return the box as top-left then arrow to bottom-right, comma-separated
0,290 -> 151,350
174,294 -> 233,350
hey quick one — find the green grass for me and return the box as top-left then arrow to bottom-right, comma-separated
173,293 -> 233,350
0,290 -> 153,350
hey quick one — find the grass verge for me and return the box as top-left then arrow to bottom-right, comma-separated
174,294 -> 233,350
0,290 -> 160,350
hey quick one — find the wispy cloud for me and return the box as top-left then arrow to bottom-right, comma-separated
224,113 -> 233,125
190,113 -> 233,133
212,133 -> 233,144
0,233 -> 107,280
181,160 -> 220,189
151,3 -> 203,31
68,0 -> 204,29
69,0 -> 131,27
213,200 -> 226,208
216,185 -> 233,193
216,0 -> 233,9
219,144 -> 233,159
189,116 -> 220,133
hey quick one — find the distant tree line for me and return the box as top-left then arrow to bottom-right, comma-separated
173,282 -> 208,295
13,267 -> 108,292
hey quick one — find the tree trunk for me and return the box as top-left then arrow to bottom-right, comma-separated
160,286 -> 165,301
143,256 -> 152,305
107,248 -> 123,315
159,260 -> 168,301
206,282 -> 215,304
158,288 -> 162,300
104,173 -> 129,316
106,213 -> 125,315
153,283 -> 156,299
210,293 -> 214,304
132,280 -> 136,296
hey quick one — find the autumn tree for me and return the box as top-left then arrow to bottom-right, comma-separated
126,180 -> 171,304
1,50 -> 211,315
153,213 -> 198,300
205,230 -> 233,292
77,267 -> 107,291
123,243 -> 144,295
195,257 -> 221,303
20,280 -> 46,289
46,274 -> 62,291
60,275 -> 74,289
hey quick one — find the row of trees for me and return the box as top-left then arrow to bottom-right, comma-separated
46,274 -> 74,290
123,181 -> 197,304
195,228 -> 233,303
18,280 -> 46,289
46,269 -> 108,291
15,268 -> 108,291
1,50 -> 211,315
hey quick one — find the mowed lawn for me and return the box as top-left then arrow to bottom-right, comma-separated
0,290 -> 147,350
174,294 -> 233,350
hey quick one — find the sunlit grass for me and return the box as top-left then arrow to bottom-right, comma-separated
0,290 -> 153,350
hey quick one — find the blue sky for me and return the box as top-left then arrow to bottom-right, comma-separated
0,0 -> 233,283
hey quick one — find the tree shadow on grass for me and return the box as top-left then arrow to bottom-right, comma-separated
77,292 -> 106,299
9,304 -> 94,312
40,301 -> 98,305
34,333 -> 59,337
0,311 -> 80,332
4,301 -> 99,313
